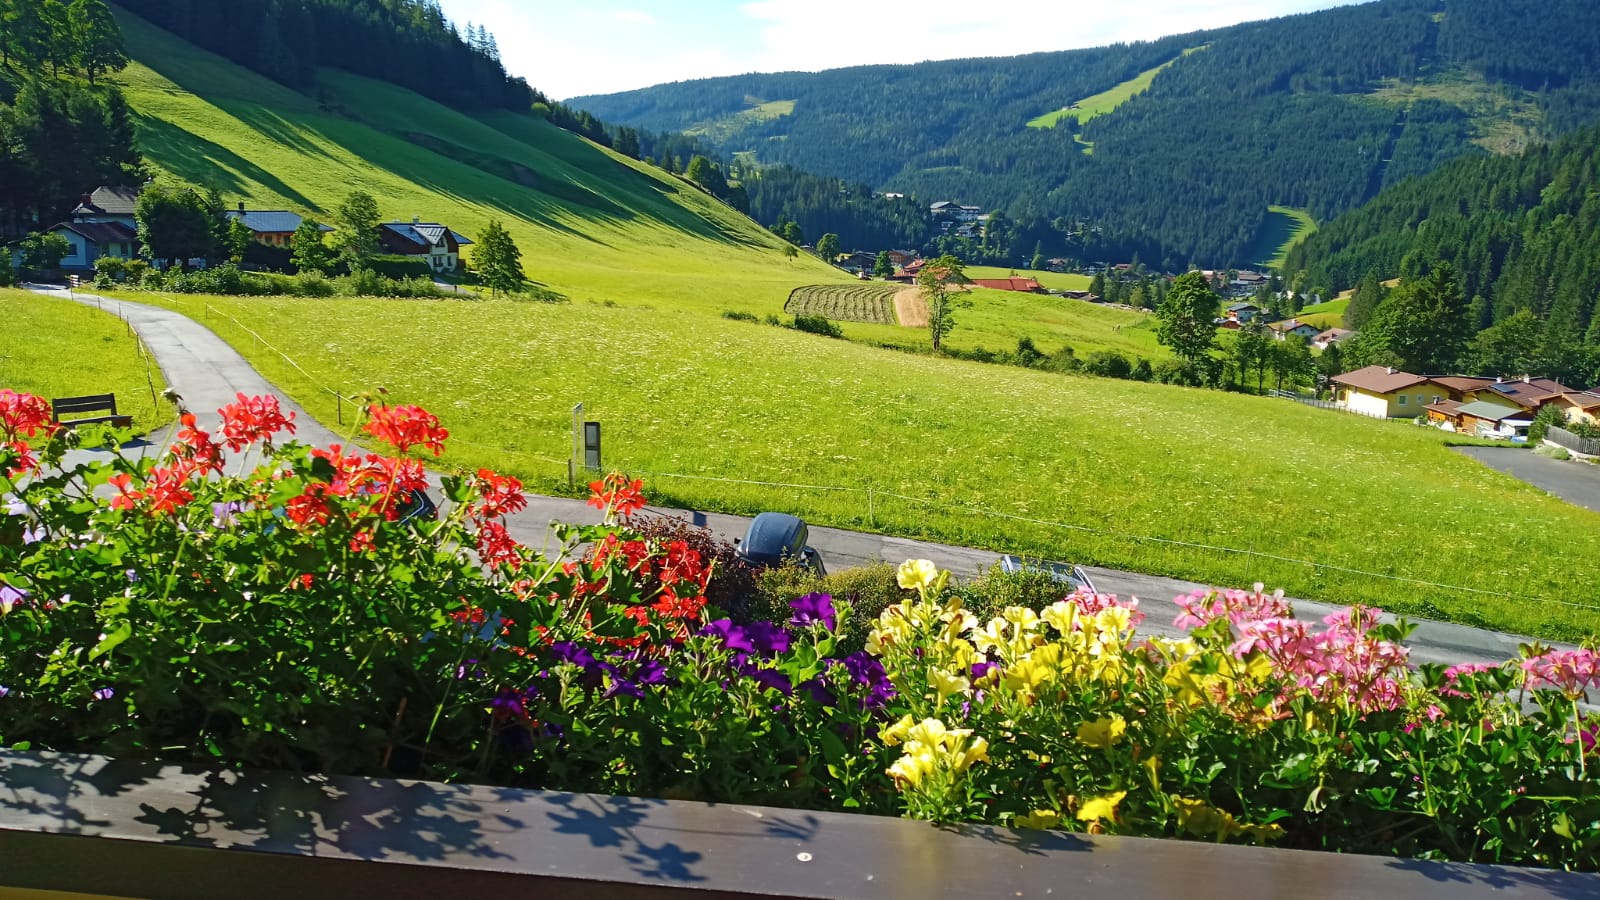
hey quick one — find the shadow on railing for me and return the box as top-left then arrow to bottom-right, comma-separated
2,750 -> 1594,899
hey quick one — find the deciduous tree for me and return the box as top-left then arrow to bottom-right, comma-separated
1155,271 -> 1221,363
135,181 -> 218,270
336,190 -> 380,266
290,219 -> 334,274
918,253 -> 970,352
873,251 -> 894,278
815,233 -> 840,262
69,0 -> 127,84
473,218 -> 524,296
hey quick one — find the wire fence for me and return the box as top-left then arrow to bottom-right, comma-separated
160,295 -> 1600,618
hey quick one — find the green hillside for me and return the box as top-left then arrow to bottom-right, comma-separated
110,6 -> 845,315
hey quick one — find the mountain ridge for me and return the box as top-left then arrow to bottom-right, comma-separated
572,0 -> 1600,269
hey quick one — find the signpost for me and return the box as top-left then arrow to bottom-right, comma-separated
67,274 -> 78,300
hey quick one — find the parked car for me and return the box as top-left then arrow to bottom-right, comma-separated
998,554 -> 1096,594
735,512 -> 826,575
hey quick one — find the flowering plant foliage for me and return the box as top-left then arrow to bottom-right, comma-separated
867,570 -> 1600,870
1,393 -> 1596,871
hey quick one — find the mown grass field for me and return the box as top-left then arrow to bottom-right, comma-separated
1027,47 -> 1203,129
686,98 -> 796,145
1247,205 -> 1318,271
109,7 -> 847,319
785,284 -> 899,324
845,287 -> 1167,361
0,289 -> 168,429
139,291 -> 1600,642
1296,296 -> 1350,330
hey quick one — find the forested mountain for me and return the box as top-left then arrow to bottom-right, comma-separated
1286,123 -> 1600,384
573,0 -> 1600,269
110,0 -> 533,110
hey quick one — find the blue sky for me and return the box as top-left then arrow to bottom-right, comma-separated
437,1 -> 1360,100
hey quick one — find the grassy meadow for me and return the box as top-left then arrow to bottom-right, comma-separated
109,8 -> 848,318
0,289 -> 168,429
1296,296 -> 1351,330
137,290 -> 1600,642
1248,205 -> 1319,271
964,267 -> 1092,292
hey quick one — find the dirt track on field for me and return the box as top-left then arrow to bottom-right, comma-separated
893,286 -> 928,327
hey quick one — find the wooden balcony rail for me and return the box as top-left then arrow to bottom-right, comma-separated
1,750 -> 1595,899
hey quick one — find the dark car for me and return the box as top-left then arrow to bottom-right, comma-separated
735,512 -> 826,575
998,554 -> 1096,594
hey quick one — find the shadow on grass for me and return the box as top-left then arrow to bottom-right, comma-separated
135,114 -> 320,212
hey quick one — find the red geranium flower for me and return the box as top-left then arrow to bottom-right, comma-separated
475,520 -> 524,571
587,472 -> 646,520
170,413 -> 224,474
286,483 -> 332,528
3,440 -> 39,478
0,390 -> 56,442
218,393 -> 296,452
365,403 -> 448,456
471,468 -> 527,520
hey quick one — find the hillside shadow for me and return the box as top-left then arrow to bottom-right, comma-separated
127,42 -> 759,249
135,114 -> 320,211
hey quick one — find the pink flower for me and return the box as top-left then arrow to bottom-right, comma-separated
1520,649 -> 1600,699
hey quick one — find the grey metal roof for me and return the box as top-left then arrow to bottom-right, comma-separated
380,222 -> 473,247
1455,400 -> 1527,422
72,186 -> 140,217
224,210 -> 331,234
52,220 -> 137,244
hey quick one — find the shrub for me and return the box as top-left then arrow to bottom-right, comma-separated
1530,404 -> 1566,444
628,514 -> 761,622
295,270 -> 337,297
793,314 -> 844,338
1083,350 -> 1133,379
0,262 -> 13,288
365,254 -> 435,280
1534,443 -> 1571,461
754,563 -> 904,652
722,310 -> 759,322
93,256 -> 128,286
1130,358 -> 1154,382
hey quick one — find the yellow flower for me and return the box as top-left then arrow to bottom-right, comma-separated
1076,715 -> 1127,749
1041,600 -> 1079,635
1075,790 -> 1127,823
972,617 -> 1010,654
866,609 -> 912,655
888,749 -> 936,787
906,717 -> 967,750
951,736 -> 989,772
1013,809 -> 1062,830
880,714 -> 916,746
930,668 -> 972,704
1002,606 -> 1040,632
1001,655 -> 1053,694
897,559 -> 940,591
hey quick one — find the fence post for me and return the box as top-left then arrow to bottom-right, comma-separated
867,487 -> 875,528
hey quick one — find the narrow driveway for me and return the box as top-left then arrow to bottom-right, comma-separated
1453,445 -> 1600,514
26,285 -> 1567,665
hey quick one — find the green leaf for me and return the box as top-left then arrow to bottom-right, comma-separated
89,621 -> 133,660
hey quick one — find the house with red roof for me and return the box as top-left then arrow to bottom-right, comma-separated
1331,366 -> 1449,418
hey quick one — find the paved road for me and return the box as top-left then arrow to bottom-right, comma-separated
26,285 -> 1566,666
1453,445 -> 1600,514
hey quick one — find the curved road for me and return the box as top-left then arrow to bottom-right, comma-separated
29,285 -> 1561,666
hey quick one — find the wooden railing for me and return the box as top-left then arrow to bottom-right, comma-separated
0,750 -> 1594,899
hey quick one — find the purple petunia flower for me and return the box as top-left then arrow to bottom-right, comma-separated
788,592 -> 838,633
797,677 -> 837,708
212,501 -> 244,528
600,663 -> 645,700
839,652 -> 896,709
549,642 -> 598,672
741,664 -> 793,696
489,685 -> 537,718
0,685 -> 11,699
92,687 -> 115,701
0,585 -> 26,613
633,659 -> 668,687
699,619 -> 755,654
970,661 -> 997,681
745,621 -> 791,656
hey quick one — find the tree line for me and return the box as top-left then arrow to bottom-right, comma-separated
111,0 -> 534,110
572,0 -> 1600,269
0,0 -> 141,240
1287,121 -> 1600,386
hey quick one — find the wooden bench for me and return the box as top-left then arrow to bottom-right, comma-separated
50,394 -> 133,430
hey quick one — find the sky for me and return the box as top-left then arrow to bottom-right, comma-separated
436,0 -> 1360,101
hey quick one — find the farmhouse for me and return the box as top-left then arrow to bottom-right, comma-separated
1425,376 -> 1495,403
47,220 -> 139,272
69,186 -> 139,228
378,218 -> 473,273
1225,302 -> 1262,324
1312,327 -> 1354,349
1453,401 -> 1533,440
1267,318 -> 1319,341
1464,376 -> 1571,414
1331,366 -> 1448,418
223,204 -> 333,248
1551,391 -> 1600,426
